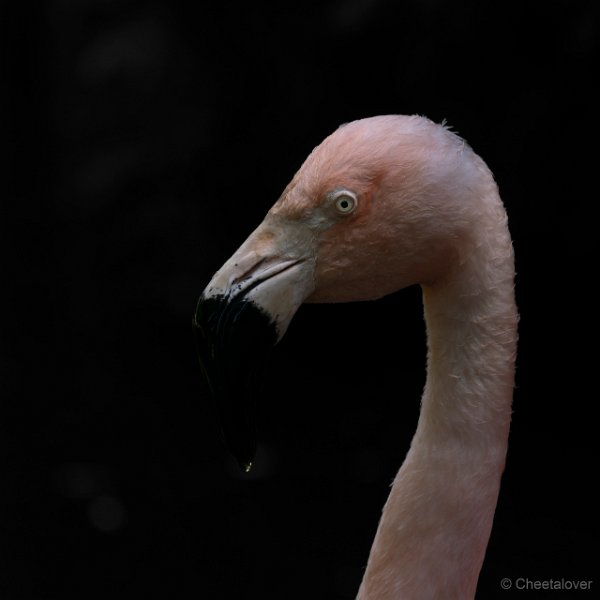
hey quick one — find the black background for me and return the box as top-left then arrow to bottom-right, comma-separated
2,1 -> 598,598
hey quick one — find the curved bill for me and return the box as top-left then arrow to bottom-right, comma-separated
193,294 -> 277,472
193,221 -> 315,471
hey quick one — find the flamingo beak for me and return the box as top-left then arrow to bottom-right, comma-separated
193,220 -> 315,471
193,292 -> 277,472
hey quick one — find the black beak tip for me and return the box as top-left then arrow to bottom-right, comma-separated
193,294 -> 278,472
238,457 -> 254,473
223,426 -> 257,473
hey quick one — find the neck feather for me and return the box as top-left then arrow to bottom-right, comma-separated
358,191 -> 518,600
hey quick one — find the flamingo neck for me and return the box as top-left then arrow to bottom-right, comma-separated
358,202 -> 518,600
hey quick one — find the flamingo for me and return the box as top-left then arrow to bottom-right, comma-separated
193,115 -> 518,599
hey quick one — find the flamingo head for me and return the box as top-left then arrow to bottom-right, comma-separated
194,115 -> 476,470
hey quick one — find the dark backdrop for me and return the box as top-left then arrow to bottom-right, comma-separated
2,1 -> 597,598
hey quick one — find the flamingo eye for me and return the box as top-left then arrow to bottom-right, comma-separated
333,191 -> 357,214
